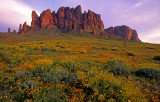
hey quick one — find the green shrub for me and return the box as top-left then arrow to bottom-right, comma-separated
153,56 -> 160,61
22,80 -> 38,89
0,51 -> 12,63
105,60 -> 131,76
42,69 -> 69,84
61,60 -> 77,71
32,67 -> 43,77
111,48 -> 118,51
68,73 -> 81,88
8,63 -> 17,68
126,51 -> 135,56
41,46 -> 50,51
15,70 -> 30,78
135,68 -> 160,79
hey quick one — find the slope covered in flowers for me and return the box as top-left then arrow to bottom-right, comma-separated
0,34 -> 160,101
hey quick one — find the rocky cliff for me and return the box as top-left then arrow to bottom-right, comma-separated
105,25 -> 141,42
19,5 -> 104,34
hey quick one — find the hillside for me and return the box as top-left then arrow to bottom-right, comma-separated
0,4 -> 159,102
0,29 -> 160,101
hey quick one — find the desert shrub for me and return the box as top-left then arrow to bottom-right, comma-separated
61,60 -> 78,71
8,63 -> 17,68
32,67 -> 43,77
0,51 -> 12,63
135,68 -> 160,79
105,60 -> 131,76
22,80 -> 38,89
153,56 -> 160,61
14,80 -> 37,101
102,47 -> 108,50
79,49 -> 87,54
42,69 -> 69,84
111,48 -> 118,51
33,47 -> 39,50
15,70 -> 30,78
68,73 -> 81,88
41,46 -> 50,51
126,51 -> 135,56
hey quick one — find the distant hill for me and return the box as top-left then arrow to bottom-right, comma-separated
105,25 -> 141,42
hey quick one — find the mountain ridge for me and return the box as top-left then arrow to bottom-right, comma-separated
5,5 -> 141,42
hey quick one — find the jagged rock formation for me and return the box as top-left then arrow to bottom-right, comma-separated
105,25 -> 141,42
22,22 -> 29,33
18,24 -> 22,34
18,5 -> 104,34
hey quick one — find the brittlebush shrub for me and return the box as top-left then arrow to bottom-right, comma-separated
42,69 -> 69,84
15,70 -> 30,78
135,68 -> 160,79
105,60 -> 131,77
126,51 -> 135,56
60,60 -> 78,72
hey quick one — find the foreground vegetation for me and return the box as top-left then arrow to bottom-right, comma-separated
0,29 -> 160,101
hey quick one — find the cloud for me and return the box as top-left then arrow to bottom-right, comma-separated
0,0 -> 34,31
140,27 -> 160,44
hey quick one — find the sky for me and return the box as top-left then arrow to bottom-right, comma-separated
0,0 -> 160,44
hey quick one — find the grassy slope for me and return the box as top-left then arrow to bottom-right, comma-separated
0,27 -> 160,101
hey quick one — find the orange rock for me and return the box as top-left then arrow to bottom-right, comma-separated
31,11 -> 40,28
13,30 -> 16,34
22,22 -> 29,33
18,24 -> 22,33
40,9 -> 54,28
92,29 -> 99,35
8,28 -> 11,33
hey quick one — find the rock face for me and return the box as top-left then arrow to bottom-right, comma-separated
40,9 -> 54,28
18,5 -> 104,34
31,11 -> 40,28
105,25 -> 141,42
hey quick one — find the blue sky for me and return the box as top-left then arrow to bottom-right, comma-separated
0,0 -> 160,44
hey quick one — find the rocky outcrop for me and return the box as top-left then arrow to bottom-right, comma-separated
31,11 -> 40,28
22,22 -> 29,33
18,5 -> 104,34
40,9 -> 54,28
13,30 -> 16,34
105,25 -> 141,42
8,28 -> 11,33
18,24 -> 22,33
